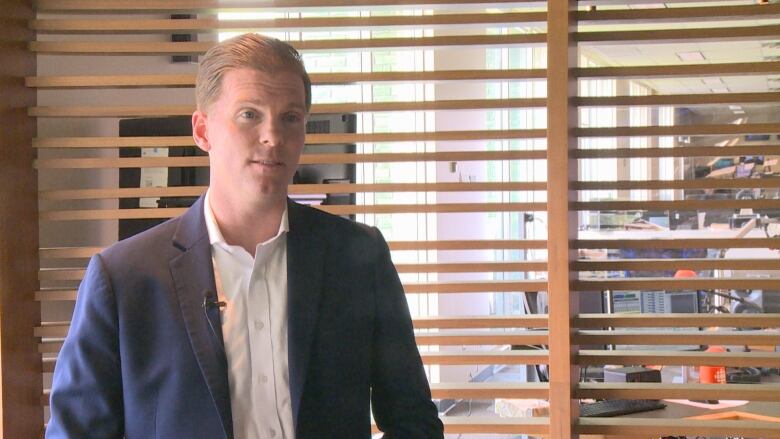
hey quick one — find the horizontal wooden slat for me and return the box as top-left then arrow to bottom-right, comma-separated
576,145 -> 780,159
41,383 -> 548,406
577,382 -> 780,402
36,324 -> 551,345
576,418 -> 780,437
35,280 -> 548,302
575,258 -> 780,272
421,350 -> 548,365
38,269 -> 85,281
575,313 -> 780,329
39,202 -> 548,221
29,34 -> 546,54
397,261 -> 547,273
26,69 -> 547,89
39,247 -> 102,259
431,382 -> 548,400
28,62 -> 780,90
41,182 -> 545,201
39,91 -> 780,117
34,323 -> 69,338
33,131 -> 547,149
578,24 -> 780,44
576,238 -> 780,249
40,346 -> 550,364
34,0 -> 538,12
391,239 -> 548,251
36,240 -> 549,261
35,149 -> 548,168
576,123 -> 780,138
31,11 -> 547,33
39,261 -> 548,284
574,330 -> 780,346
439,416 -> 548,435
35,289 -> 78,301
39,343 -> 63,354
576,178 -> 780,191
575,199 -> 780,211
415,330 -> 548,346
578,349 -> 780,368
576,277 -> 780,291
577,3 -> 780,23
40,186 -> 206,201
575,61 -> 780,79
28,97 -> 547,117
414,315 -> 549,330
39,207 -> 187,221
403,280 -> 547,294
576,92 -> 780,107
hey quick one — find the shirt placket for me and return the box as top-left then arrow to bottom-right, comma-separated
247,243 -> 283,439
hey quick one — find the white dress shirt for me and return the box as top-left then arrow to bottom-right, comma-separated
204,191 -> 295,439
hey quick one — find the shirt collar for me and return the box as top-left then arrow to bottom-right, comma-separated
203,189 -> 289,249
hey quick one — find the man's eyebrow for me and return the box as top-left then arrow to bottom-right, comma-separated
235,100 -> 306,111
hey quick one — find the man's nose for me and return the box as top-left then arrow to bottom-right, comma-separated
259,119 -> 282,147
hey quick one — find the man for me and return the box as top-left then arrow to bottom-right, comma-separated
47,33 -> 443,439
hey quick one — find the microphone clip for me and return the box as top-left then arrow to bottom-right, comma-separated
202,293 -> 227,310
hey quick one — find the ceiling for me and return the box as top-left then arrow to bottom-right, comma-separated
577,1 -> 780,121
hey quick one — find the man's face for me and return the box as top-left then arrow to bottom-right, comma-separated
193,68 -> 307,204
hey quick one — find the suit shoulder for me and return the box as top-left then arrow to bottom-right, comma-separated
100,216 -> 181,264
291,201 -> 378,241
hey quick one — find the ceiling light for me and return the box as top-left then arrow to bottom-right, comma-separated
729,105 -> 742,111
710,87 -> 730,93
734,110 -> 746,114
677,51 -> 706,62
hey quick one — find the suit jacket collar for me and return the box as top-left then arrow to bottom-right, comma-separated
286,200 -> 326,425
170,196 -> 233,439
169,196 -> 327,436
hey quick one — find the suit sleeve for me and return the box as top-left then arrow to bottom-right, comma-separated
369,228 -> 444,439
46,254 -> 124,439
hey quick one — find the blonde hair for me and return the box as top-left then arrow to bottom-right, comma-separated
195,33 -> 311,112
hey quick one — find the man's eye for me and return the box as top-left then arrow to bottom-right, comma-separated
284,113 -> 302,123
240,110 -> 257,120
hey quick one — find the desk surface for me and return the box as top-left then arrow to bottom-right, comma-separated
623,373 -> 780,419
623,399 -> 780,419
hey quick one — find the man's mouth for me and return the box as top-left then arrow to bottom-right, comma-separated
251,159 -> 283,167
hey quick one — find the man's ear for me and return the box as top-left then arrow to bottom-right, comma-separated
192,110 -> 210,153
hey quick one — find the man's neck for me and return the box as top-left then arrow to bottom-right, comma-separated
208,188 -> 286,257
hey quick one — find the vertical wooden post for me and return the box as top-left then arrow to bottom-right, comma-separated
0,0 -> 42,437
546,1 -> 578,438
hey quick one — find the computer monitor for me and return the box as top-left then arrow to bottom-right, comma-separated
609,290 -> 702,351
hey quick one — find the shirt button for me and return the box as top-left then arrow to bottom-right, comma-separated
254,320 -> 264,330
270,429 -> 277,438
261,374 -> 268,383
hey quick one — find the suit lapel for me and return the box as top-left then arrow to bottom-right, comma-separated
170,196 -> 233,439
286,200 -> 326,425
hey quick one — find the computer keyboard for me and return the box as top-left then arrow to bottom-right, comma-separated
580,399 -> 667,417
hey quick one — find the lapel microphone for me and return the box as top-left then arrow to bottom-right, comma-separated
202,290 -> 226,349
202,291 -> 227,309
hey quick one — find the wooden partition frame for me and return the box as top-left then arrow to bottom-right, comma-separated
0,0 -> 42,437
13,0 -> 780,437
547,1 -> 579,438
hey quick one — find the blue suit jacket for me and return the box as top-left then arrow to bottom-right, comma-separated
47,197 -> 443,438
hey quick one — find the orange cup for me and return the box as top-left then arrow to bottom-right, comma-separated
699,345 -> 726,384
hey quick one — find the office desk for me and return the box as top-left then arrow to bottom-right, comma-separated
584,389 -> 780,439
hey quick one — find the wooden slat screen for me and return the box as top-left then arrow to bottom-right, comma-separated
25,0 -> 780,438
570,0 -> 780,437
